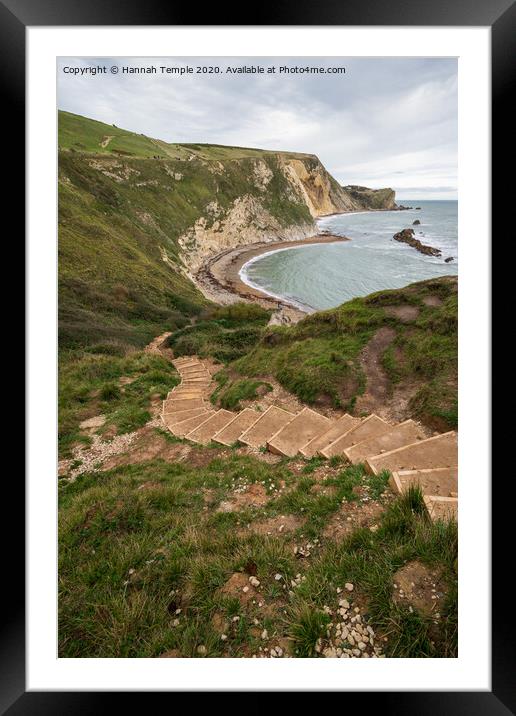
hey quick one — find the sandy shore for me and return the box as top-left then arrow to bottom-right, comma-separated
192,233 -> 349,324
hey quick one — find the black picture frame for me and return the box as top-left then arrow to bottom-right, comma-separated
8,0 -> 510,710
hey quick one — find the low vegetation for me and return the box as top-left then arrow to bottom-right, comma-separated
59,350 -> 179,457
165,303 -> 271,363
181,278 -> 458,429
59,451 -> 457,658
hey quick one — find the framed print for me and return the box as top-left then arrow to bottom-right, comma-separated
6,0 -> 511,709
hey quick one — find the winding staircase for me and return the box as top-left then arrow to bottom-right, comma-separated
162,356 -> 458,522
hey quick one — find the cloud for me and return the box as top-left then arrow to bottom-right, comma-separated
57,56 -> 457,200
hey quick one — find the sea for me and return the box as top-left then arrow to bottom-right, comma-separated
240,200 -> 458,312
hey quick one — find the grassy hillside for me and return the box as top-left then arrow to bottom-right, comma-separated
59,111 -> 313,161
167,277 -> 458,430
58,111 -> 321,349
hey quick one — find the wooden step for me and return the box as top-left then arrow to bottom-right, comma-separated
173,357 -> 199,367
239,406 -> 297,448
267,408 -> 332,457
185,409 -> 236,445
172,357 -> 199,370
169,393 -> 206,402
179,369 -> 210,378
168,388 -> 205,399
170,384 -> 205,393
424,495 -> 458,522
163,398 -> 206,413
162,407 -> 209,426
390,467 -> 458,497
321,414 -> 391,459
212,408 -> 261,447
177,365 -> 204,375
182,377 -> 211,384
344,420 -> 425,464
171,410 -> 216,438
365,431 -> 458,475
299,414 -> 360,458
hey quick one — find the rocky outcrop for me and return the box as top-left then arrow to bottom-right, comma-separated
178,193 -> 314,273
282,158 -> 362,216
393,229 -> 441,257
342,185 -> 398,211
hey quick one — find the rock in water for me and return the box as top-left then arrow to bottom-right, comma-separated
444,256 -> 454,263
393,228 -> 441,257
412,219 -> 421,225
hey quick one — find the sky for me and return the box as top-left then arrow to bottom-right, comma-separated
57,57 -> 457,200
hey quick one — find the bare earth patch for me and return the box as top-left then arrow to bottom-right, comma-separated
236,445 -> 283,465
322,499 -> 386,541
384,305 -> 420,323
79,414 -> 106,431
243,514 -> 305,536
100,426 -> 191,470
422,295 -> 443,308
217,572 -> 262,607
159,649 -> 182,658
392,560 -> 448,617
216,483 -> 270,512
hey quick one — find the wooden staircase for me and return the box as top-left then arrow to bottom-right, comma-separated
162,355 -> 458,522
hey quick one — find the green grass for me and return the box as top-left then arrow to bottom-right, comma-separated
59,456 -> 457,658
59,111 -> 314,162
59,349 -> 180,457
216,378 -> 272,410
207,278 -> 458,429
166,303 -> 271,364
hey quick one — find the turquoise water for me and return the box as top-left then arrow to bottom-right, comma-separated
241,200 -> 458,311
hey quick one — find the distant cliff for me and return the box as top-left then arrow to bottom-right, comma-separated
58,110 -> 397,346
342,185 -> 398,211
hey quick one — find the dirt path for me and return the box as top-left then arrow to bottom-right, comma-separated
144,331 -> 173,359
354,327 -> 396,417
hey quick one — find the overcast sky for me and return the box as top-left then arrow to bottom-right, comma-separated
58,57 -> 457,200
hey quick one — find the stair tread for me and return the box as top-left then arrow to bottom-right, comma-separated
162,407 -> 209,425
172,358 -> 199,368
212,408 -> 262,446
163,398 -> 206,412
321,414 -> 391,458
267,408 -> 332,457
169,389 -> 205,398
366,431 -> 458,474
185,409 -> 236,444
239,406 -> 297,448
424,494 -> 458,522
390,467 -> 458,498
169,410 -> 215,437
300,414 -> 360,458
344,420 -> 425,464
